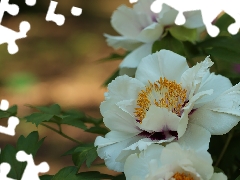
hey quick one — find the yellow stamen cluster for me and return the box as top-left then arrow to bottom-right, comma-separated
134,77 -> 187,123
172,172 -> 194,180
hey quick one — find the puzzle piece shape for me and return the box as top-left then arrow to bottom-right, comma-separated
16,151 -> 49,180
0,0 -> 19,23
0,162 -> 16,180
46,0 -> 65,26
25,0 -> 37,6
71,6 -> 82,16
0,21 -> 30,54
150,0 -> 240,37
0,99 -> 9,111
0,99 -> 19,136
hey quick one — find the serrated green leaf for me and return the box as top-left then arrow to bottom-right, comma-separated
52,166 -> 80,180
61,116 -> 87,130
0,131 -> 45,179
85,126 -> 109,135
40,175 -> 54,180
71,144 -> 98,169
168,26 -> 197,42
152,34 -> 185,56
17,131 -> 45,157
0,144 -> 24,179
0,105 -> 18,118
36,104 -> 61,115
102,69 -> 119,87
25,113 -> 54,127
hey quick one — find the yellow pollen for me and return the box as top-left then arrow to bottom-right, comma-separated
172,172 -> 194,180
134,77 -> 187,123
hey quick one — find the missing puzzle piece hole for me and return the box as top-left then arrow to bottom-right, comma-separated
0,99 -> 9,111
25,0 -> 37,6
71,6 -> 82,16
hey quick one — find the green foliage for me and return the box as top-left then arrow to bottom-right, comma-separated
152,34 -> 185,56
0,131 -> 45,179
0,105 -> 17,118
43,166 -> 113,180
63,144 -> 98,170
168,26 -> 197,43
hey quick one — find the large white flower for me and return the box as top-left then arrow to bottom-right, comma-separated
124,142 -> 227,180
105,0 -> 205,76
95,50 -> 240,172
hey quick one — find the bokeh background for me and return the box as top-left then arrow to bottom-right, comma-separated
0,0 -> 129,175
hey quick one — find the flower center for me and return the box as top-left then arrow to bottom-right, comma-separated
172,172 -> 194,180
134,77 -> 187,123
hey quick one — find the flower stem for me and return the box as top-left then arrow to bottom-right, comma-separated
215,130 -> 234,166
40,123 -> 82,144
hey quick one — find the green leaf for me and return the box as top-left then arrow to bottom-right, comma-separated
0,145 -> 23,179
215,13 -> 235,34
25,113 -> 54,127
152,34 -> 185,56
61,116 -> 87,130
78,171 -> 113,180
168,26 -> 197,42
111,173 -> 126,180
97,53 -> 127,63
40,175 -> 54,180
85,126 -> 109,135
0,131 -> 45,179
52,167 -> 113,180
235,175 -> 240,180
0,105 -> 18,118
205,47 -> 240,63
35,104 -> 61,115
52,166 -> 80,180
102,69 -> 119,87
69,144 -> 98,169
214,166 -> 225,173
17,131 -> 45,157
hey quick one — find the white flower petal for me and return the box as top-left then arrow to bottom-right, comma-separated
111,4 -> 156,40
138,105 -> 180,132
178,89 -> 213,138
135,50 -> 189,85
101,103 -> 140,134
119,43 -> 153,76
95,131 -> 142,172
105,75 -> 144,102
137,22 -> 164,43
124,144 -> 163,180
161,143 -> 213,180
194,72 -> 232,108
190,83 -> 240,135
181,56 -> 214,99
157,4 -> 178,26
133,0 -> 156,16
210,172 -> 228,180
104,34 -> 142,51
178,123 -> 211,152
183,10 -> 205,29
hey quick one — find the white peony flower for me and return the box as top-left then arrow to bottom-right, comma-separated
124,142 -> 227,180
105,0 -> 205,76
95,50 -> 240,172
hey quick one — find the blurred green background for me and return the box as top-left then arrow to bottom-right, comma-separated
0,0 -> 129,175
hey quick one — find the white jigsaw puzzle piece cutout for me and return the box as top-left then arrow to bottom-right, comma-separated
25,0 -> 37,6
130,0 -> 240,37
46,0 -> 65,26
16,151 -> 49,180
0,162 -> 16,180
71,6 -> 82,16
0,99 -> 19,136
0,0 -> 32,54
